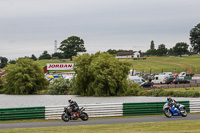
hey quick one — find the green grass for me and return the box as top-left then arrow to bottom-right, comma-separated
36,56 -> 200,74
125,56 -> 200,74
1,120 -> 200,133
36,59 -> 72,68
36,59 -> 74,73
129,60 -> 185,74
164,87 -> 200,92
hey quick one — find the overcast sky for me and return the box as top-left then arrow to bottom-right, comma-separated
0,0 -> 200,60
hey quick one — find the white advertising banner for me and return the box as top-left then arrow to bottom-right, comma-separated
47,63 -> 74,70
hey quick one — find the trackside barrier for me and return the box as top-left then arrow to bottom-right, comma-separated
45,103 -> 123,119
189,100 -> 200,113
0,100 -> 197,121
0,106 -> 45,121
123,101 -> 190,116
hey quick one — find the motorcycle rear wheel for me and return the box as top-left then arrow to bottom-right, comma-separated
164,109 -> 172,118
61,113 -> 69,122
80,112 -> 89,121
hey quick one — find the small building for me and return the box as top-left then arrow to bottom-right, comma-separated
115,51 -> 140,58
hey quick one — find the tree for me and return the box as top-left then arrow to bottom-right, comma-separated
157,44 -> 168,56
117,49 -> 133,52
59,36 -> 86,60
39,51 -> 51,60
0,57 -> 8,68
9,60 -> 16,64
173,42 -> 189,56
107,49 -> 117,54
3,58 -> 49,94
168,48 -> 175,56
30,54 -> 37,61
72,52 -> 132,96
47,78 -> 72,95
150,40 -> 155,50
52,52 -> 65,59
190,23 -> 200,52
146,49 -> 157,56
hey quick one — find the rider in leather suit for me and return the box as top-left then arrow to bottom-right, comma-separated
68,98 -> 79,118
167,97 -> 180,111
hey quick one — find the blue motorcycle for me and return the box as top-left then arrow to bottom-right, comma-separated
163,102 -> 187,118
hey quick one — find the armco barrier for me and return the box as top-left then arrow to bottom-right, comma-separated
123,101 -> 190,116
189,100 -> 200,113
45,103 -> 123,119
0,101 -> 193,121
0,106 -> 45,121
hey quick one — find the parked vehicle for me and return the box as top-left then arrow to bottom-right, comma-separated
61,106 -> 88,122
143,74 -> 154,80
134,72 -> 143,76
173,78 -> 190,84
164,77 -> 175,84
128,76 -> 145,84
152,75 -> 169,84
139,82 -> 153,87
177,72 -> 186,79
163,102 -> 187,118
159,72 -> 173,77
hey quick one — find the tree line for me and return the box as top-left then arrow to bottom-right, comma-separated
1,22 -> 200,68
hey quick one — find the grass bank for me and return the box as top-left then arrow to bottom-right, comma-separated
127,56 -> 200,74
36,56 -> 200,74
1,120 -> 200,133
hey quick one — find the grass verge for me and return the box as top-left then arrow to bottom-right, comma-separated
1,119 -> 200,133
164,87 -> 200,92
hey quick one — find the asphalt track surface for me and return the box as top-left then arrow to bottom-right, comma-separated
1,114 -> 200,129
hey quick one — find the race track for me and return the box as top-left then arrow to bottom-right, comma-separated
1,114 -> 200,129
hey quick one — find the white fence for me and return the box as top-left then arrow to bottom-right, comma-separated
45,103 -> 123,119
45,101 -> 200,120
189,100 -> 200,113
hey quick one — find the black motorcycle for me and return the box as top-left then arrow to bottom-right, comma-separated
61,106 -> 88,122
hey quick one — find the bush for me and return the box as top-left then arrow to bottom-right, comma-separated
193,91 -> 200,97
73,52 -> 132,96
124,81 -> 145,96
47,78 -> 72,95
4,58 -> 49,94
144,88 -> 200,98
146,89 -> 165,97
183,91 -> 200,97
0,78 -> 4,93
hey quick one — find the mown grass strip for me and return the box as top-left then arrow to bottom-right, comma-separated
1,119 -> 200,133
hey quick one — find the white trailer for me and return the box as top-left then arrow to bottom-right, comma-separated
128,76 -> 145,84
152,75 -> 169,84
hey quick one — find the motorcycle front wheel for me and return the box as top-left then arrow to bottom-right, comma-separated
61,113 -> 69,122
80,112 -> 89,121
164,109 -> 172,118
180,109 -> 187,117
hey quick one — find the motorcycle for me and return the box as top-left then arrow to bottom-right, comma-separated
163,102 -> 187,118
61,106 -> 89,122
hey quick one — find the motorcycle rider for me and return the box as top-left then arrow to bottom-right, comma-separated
68,98 -> 79,118
167,97 -> 180,111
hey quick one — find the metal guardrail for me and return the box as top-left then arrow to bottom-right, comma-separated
45,103 -> 123,119
0,100 -> 198,121
189,100 -> 200,113
0,107 -> 45,121
123,101 -> 190,116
